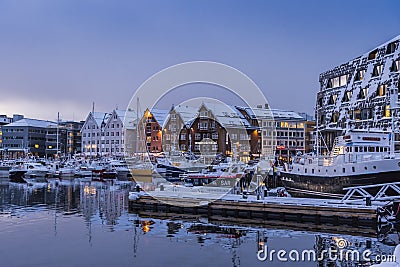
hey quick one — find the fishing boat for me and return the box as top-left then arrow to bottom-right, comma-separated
279,130 -> 400,198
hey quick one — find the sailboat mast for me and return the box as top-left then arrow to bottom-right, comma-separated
56,112 -> 59,157
136,97 -> 139,155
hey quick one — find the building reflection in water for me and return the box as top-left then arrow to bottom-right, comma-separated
1,179 -> 400,267
0,179 -> 135,230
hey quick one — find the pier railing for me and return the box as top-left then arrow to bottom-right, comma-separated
341,182 -> 400,202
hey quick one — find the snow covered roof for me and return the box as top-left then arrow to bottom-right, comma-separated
270,109 -> 304,120
150,108 -> 169,126
201,102 -> 251,128
173,105 -> 198,124
92,112 -> 111,127
236,106 -> 303,121
4,118 -> 57,128
115,109 -> 137,128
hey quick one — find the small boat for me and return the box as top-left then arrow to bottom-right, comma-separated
9,162 -> 49,183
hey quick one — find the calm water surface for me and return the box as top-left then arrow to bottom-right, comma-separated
0,178 -> 398,267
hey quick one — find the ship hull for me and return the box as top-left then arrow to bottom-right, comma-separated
280,170 -> 400,198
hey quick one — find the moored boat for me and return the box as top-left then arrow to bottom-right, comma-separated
280,130 -> 400,197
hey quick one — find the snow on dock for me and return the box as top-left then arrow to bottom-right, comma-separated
129,186 -> 381,229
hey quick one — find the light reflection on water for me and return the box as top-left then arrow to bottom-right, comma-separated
0,177 -> 398,267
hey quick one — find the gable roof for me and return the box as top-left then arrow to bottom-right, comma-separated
115,109 -> 137,129
92,112 -> 111,127
201,102 -> 251,128
173,105 -> 198,125
150,108 -> 169,127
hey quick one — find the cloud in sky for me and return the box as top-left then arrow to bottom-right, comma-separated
0,0 -> 399,121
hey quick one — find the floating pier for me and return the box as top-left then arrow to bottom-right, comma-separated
129,189 -> 381,229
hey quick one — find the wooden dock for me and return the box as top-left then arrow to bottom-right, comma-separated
129,190 -> 380,229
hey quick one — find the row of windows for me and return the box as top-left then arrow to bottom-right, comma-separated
304,165 -> 378,175
83,139 -> 123,145
327,57 -> 399,89
82,131 -> 121,137
277,141 -> 304,147
3,128 -> 25,133
82,147 -> 124,153
276,131 -> 304,138
324,83 -> 397,106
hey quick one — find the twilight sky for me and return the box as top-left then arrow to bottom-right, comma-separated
0,0 -> 399,122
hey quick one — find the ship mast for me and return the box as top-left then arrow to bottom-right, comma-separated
315,107 -> 319,157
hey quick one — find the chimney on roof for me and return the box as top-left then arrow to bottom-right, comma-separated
256,105 -> 262,108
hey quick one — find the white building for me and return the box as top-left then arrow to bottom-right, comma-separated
103,109 -> 136,157
81,112 -> 111,156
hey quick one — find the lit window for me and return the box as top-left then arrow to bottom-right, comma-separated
372,65 -> 383,77
376,84 -> 387,96
384,105 -> 391,117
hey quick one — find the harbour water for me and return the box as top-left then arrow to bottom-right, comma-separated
0,178 -> 398,267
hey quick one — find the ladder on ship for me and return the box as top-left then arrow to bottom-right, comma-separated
331,137 -> 340,157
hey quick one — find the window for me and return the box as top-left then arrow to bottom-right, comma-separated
391,59 -> 400,72
180,133 -> 186,140
328,94 -> 337,105
384,105 -> 391,117
354,69 -> 365,81
165,134 -> 170,140
195,133 -> 201,140
171,114 -> 176,120
342,91 -> 352,102
376,84 -> 386,96
372,64 -> 383,77
111,132 -> 114,136
180,144 -> 186,150
106,132 -> 109,136
386,41 -> 398,55
358,88 -> 368,99
331,112 -> 339,123
368,49 -> 378,60
199,122 -> 208,130
327,75 -> 348,88
354,109 -> 361,120
200,111 -> 208,118
230,134 -> 237,140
